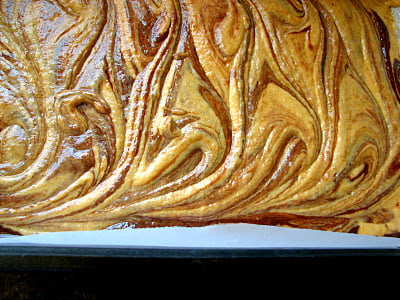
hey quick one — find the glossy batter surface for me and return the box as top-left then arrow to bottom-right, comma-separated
1,0 -> 400,236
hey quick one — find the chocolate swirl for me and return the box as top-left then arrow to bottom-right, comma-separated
1,0 -> 400,236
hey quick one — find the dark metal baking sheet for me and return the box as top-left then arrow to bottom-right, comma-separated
1,245 -> 400,272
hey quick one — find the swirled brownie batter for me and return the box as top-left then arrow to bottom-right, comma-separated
1,0 -> 400,236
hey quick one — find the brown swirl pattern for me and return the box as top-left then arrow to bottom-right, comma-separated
1,0 -> 400,236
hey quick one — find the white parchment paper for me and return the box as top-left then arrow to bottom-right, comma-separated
0,223 -> 399,249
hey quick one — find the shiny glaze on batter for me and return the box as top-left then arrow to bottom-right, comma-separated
1,0 -> 400,236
